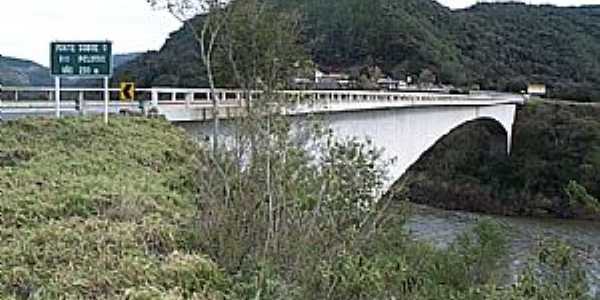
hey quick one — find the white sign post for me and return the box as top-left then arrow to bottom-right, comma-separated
104,77 -> 109,124
55,77 -> 61,118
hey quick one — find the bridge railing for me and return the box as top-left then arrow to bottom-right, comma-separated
0,86 -> 525,107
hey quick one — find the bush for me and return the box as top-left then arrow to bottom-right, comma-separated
564,180 -> 600,216
509,239 -> 591,300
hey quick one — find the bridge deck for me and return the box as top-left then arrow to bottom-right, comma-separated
0,87 -> 526,121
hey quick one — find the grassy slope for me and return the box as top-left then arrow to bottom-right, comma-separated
0,117 -> 229,299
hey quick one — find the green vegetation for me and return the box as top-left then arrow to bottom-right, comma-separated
116,1 -> 600,101
0,117 -> 230,298
0,117 -> 595,299
405,101 -> 600,220
452,3 -> 600,101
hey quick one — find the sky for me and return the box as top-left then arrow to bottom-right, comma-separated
0,0 -> 181,66
1,0 -> 599,66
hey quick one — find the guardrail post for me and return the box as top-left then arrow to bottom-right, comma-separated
0,85 -> 3,122
146,89 -> 159,117
185,92 -> 193,108
236,91 -> 242,106
77,91 -> 86,116
151,89 -> 159,107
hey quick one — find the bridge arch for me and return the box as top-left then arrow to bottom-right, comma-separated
398,117 -> 511,189
324,104 -> 517,191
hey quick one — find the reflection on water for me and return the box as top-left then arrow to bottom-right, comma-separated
407,204 -> 600,295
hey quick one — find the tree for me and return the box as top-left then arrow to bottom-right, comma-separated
211,0 -> 308,245
418,68 -> 437,86
147,0 -> 229,151
440,61 -> 467,86
146,4 -> 397,291
216,0 -> 305,92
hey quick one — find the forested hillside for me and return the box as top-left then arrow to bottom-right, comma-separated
452,3 -> 600,101
404,101 -> 600,220
115,0 -> 600,102
0,56 -> 52,86
113,19 -> 206,87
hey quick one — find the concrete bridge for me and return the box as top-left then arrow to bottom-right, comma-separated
0,86 -> 525,189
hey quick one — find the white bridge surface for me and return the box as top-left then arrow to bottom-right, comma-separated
1,86 -> 525,189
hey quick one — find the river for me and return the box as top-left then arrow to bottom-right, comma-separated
407,204 -> 600,295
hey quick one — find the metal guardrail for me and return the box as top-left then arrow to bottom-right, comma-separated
0,86 -> 526,121
0,86 -> 524,102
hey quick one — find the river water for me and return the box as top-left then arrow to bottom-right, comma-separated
407,204 -> 600,295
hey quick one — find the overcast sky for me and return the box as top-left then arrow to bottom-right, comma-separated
1,0 -> 599,66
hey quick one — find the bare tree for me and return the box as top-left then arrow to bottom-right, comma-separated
146,2 -> 395,294
147,0 -> 229,152
148,0 -> 308,247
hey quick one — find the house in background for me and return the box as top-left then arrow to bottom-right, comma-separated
527,83 -> 547,96
377,77 -> 408,90
314,69 -> 353,89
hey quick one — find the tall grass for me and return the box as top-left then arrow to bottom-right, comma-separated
0,117 -> 230,299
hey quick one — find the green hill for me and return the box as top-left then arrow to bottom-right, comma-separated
452,3 -> 600,101
113,19 -> 206,87
0,53 -> 141,87
404,101 -> 600,221
115,0 -> 600,102
0,56 -> 52,86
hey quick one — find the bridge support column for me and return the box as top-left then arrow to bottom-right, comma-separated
151,90 -> 159,108
185,92 -> 193,109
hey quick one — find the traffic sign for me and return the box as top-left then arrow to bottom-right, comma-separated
50,41 -> 112,77
119,82 -> 135,101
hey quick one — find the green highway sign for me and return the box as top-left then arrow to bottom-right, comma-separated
50,41 -> 112,77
